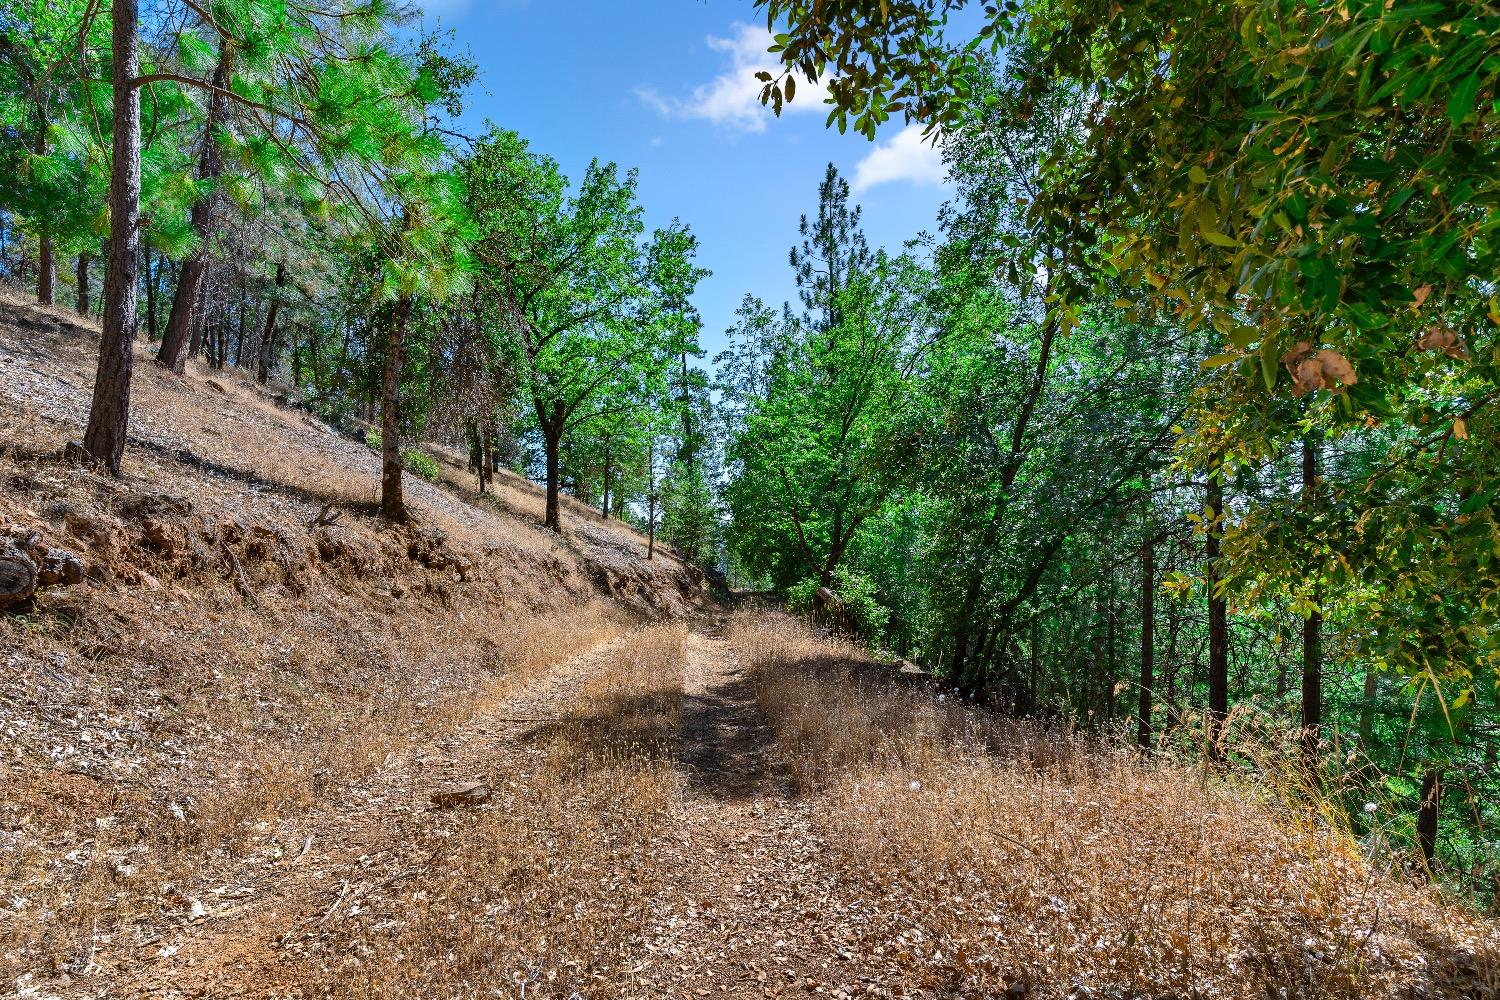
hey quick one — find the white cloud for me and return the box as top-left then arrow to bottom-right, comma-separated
850,125 -> 948,194
637,23 -> 825,133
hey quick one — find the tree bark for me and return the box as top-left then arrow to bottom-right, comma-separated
600,434 -> 612,519
143,247 -> 159,341
1359,668 -> 1377,747
80,0 -> 142,475
258,261 -> 287,384
1416,767 -> 1442,873
76,253 -> 91,317
1105,571 -> 1117,720
1301,436 -> 1323,774
1205,456 -> 1230,763
540,398 -> 565,533
379,296 -> 411,522
647,437 -> 656,559
34,112 -> 55,306
155,42 -> 233,373
1138,539 -> 1155,750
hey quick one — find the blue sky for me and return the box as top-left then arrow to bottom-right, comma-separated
418,0 -> 953,363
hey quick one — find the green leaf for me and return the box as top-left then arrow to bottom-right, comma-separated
1446,73 -> 1481,124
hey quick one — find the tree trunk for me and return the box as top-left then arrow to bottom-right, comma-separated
1205,457 -> 1229,762
541,399 -> 564,533
80,0 -> 141,475
235,292 -> 246,369
379,296 -> 411,522
647,437 -> 657,560
1105,571 -> 1117,720
155,42 -> 233,374
188,302 -> 206,360
38,236 -> 55,306
679,350 -> 695,464
34,112 -> 55,306
1359,668 -> 1377,747
258,260 -> 287,384
1416,767 -> 1442,873
1138,539 -> 1155,750
600,435 -> 612,519
467,421 -> 488,494
76,253 -> 90,317
1301,437 -> 1322,773
143,247 -> 159,341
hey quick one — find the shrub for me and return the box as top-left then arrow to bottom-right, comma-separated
786,567 -> 889,643
403,449 -> 440,481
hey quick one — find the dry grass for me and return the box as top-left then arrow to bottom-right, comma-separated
0,599 -> 629,982
728,610 -> 1500,1000
0,293 -> 708,989
289,623 -> 688,999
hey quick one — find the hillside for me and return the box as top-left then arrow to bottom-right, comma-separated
1,295 -> 1497,998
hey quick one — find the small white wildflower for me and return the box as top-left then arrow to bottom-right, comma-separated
909,780 -> 922,792
1363,802 -> 1378,815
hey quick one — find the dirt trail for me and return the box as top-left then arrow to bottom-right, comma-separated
96,633 -> 634,999
632,631 -> 884,1000
80,622 -> 903,1000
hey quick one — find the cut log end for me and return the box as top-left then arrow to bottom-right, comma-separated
0,541 -> 39,610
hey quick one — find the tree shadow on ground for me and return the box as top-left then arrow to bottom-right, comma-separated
679,670 -> 791,803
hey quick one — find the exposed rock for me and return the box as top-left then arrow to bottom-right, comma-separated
0,536 -> 38,610
429,782 -> 490,809
140,518 -> 180,555
64,511 -> 118,553
1,529 -> 85,607
312,525 -> 379,571
37,548 -> 84,587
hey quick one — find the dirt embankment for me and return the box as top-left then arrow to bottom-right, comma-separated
0,292 -> 706,987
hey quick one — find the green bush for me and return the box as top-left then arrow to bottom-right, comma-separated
404,449 -> 440,481
363,430 -> 438,481
786,567 -> 889,643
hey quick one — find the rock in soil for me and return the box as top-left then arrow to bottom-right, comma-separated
429,782 -> 491,809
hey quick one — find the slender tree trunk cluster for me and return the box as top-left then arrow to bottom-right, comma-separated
75,253 -> 90,317
156,42 -> 233,375
258,261 -> 287,384
1205,457 -> 1230,763
1138,538 -> 1155,750
1301,437 -> 1323,775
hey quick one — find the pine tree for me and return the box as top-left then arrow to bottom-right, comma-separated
788,163 -> 871,333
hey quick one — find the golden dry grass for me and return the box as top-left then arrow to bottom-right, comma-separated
0,293 -> 707,987
0,599 -> 629,981
727,610 -> 1500,1000
288,623 -> 688,999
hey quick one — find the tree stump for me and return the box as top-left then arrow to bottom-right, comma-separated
0,539 -> 38,610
